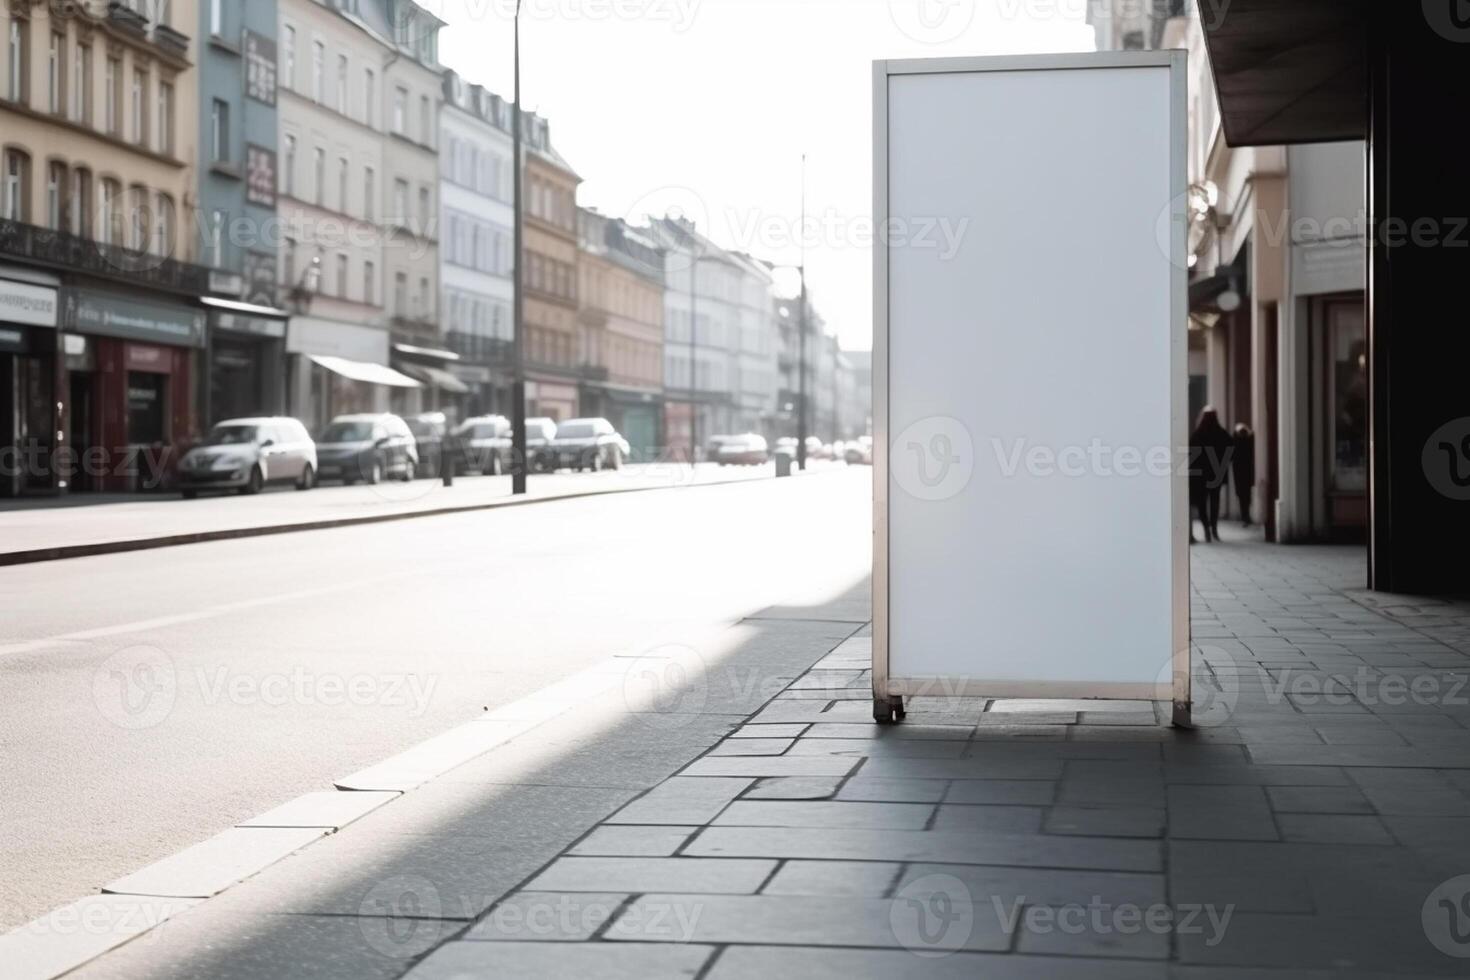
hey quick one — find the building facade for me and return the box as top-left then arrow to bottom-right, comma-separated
196,0 -> 287,426
576,207 -> 664,458
727,251 -> 778,437
2,0 -> 213,494
521,115 -> 581,422
438,70 -> 513,419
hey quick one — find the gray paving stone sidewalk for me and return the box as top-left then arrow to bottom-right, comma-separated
399,533 -> 1470,979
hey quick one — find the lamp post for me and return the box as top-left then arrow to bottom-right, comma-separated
509,0 -> 527,495
685,248 -> 718,468
795,154 -> 809,471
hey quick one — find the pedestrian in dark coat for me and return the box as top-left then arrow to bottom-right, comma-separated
1232,423 -> 1256,526
1189,407 -> 1233,543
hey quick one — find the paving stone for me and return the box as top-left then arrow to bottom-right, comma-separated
1176,911 -> 1451,973
686,826 -> 1162,872
930,804 -> 1044,834
803,722 -> 974,740
715,800 -> 934,830
707,738 -> 796,756
1012,904 -> 1172,959
1247,744 -> 1470,767
569,826 -> 697,857
945,779 -> 1056,805
1057,778 -> 1164,806
1263,786 -> 1373,814
1168,873 -> 1315,913
607,777 -> 753,825
742,776 -> 843,800
103,827 -> 328,899
837,777 -> 949,803
785,738 -> 969,758
607,893 -> 1010,951
525,857 -> 776,894
856,757 -> 1063,780
762,861 -> 902,897
404,940 -> 713,979
1167,806 -> 1279,841
681,756 -> 861,778
704,946 -> 1167,980
0,895 -> 200,980
238,791 -> 400,830
730,724 -> 807,738
1163,765 -> 1350,786
465,892 -> 627,941
1276,814 -> 1394,844
895,864 -> 1166,908
1044,806 -> 1166,838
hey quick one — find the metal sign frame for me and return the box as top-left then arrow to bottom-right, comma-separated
871,51 -> 1192,727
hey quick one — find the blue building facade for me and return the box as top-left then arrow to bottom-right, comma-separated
196,0 -> 286,424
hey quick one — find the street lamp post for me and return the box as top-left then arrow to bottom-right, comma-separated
509,0 -> 527,495
796,154 -> 808,471
688,250 -> 698,468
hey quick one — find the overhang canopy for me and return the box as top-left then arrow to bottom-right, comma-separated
1200,0 -> 1366,147
309,355 -> 421,389
399,363 -> 470,394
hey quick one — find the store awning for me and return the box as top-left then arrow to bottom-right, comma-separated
309,355 -> 422,388
399,363 -> 470,394
392,342 -> 460,362
1200,0 -> 1367,147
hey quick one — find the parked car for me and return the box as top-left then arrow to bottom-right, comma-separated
845,435 -> 874,465
179,418 -> 317,498
716,433 -> 770,466
406,412 -> 448,479
454,415 -> 512,475
314,414 -> 418,484
545,418 -> 629,471
774,437 -> 798,457
707,434 -> 740,463
526,417 -> 558,472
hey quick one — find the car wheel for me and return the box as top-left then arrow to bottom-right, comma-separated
402,459 -> 416,482
590,450 -> 604,473
296,465 -> 316,491
366,458 -> 383,485
608,448 -> 623,471
241,466 -> 264,495
181,489 -> 198,500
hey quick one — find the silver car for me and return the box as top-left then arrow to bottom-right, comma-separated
179,418 -> 317,498
545,418 -> 631,472
315,414 -> 419,485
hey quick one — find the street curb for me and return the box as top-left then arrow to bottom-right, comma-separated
0,470 -> 838,567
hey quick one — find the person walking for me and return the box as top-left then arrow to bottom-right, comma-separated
1232,423 -> 1256,526
1189,407 -> 1233,543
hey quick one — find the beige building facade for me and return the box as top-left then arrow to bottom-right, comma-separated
522,117 -> 580,422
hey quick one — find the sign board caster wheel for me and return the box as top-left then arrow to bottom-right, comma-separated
873,696 -> 906,724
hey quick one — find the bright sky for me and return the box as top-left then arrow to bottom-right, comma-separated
433,0 -> 1096,350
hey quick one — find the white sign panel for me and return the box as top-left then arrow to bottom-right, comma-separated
873,53 -> 1190,723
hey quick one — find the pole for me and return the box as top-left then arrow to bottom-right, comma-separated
688,248 -> 698,468
510,0 -> 527,495
796,153 -> 808,472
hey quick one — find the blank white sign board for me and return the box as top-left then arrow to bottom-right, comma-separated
872,52 -> 1190,724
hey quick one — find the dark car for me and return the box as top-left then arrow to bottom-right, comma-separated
453,415 -> 512,475
314,413 -> 418,485
544,418 -> 630,472
406,412 -> 448,479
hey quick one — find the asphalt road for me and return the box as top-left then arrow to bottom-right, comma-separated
0,467 -> 871,931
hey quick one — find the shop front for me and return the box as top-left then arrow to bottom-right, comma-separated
286,317 -> 419,432
62,287 -> 206,493
526,377 -> 579,423
200,297 -> 290,426
0,271 -> 61,496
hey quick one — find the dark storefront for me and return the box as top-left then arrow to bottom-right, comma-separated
62,288 -> 205,492
200,297 -> 288,426
0,271 -> 61,497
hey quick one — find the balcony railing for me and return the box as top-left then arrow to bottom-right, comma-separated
446,332 -> 513,365
0,220 -> 212,297
107,1 -> 148,35
153,24 -> 191,58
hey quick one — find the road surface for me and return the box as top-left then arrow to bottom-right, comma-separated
0,467 -> 871,930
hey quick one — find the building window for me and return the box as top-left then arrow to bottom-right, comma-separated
284,238 -> 297,286
393,271 -> 407,315
128,185 -> 149,251
48,32 -> 64,114
363,67 -> 375,127
209,0 -> 224,37
46,161 -> 63,228
69,167 -> 91,236
393,178 -> 408,223
209,209 -> 225,267
7,19 -> 27,104
363,165 -> 374,220
335,54 -> 347,114
282,134 -> 296,195
283,25 -> 296,90
3,150 -> 28,221
130,68 -> 147,145
337,156 -> 349,213
99,178 -> 120,245
392,86 -> 407,134
311,40 -> 324,102
363,260 -> 375,304
313,146 -> 324,205
72,42 -> 90,123
417,186 -> 429,229
210,98 -> 228,161
335,253 -> 348,297
419,94 -> 430,145
417,276 -> 429,317
104,57 -> 120,134
156,82 -> 174,155
154,193 -> 174,257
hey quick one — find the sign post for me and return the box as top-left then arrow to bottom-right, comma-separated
872,52 -> 1191,726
